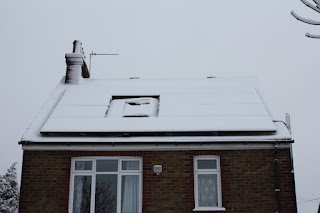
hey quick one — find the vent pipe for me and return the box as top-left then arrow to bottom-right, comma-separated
285,113 -> 291,133
65,40 -> 90,84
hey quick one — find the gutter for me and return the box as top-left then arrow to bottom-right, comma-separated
19,139 -> 294,146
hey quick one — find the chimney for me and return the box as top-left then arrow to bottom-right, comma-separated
65,40 -> 90,84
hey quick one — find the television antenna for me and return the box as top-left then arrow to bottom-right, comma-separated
89,51 -> 120,72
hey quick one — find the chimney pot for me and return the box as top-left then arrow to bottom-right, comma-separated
65,40 -> 90,84
73,40 -> 82,53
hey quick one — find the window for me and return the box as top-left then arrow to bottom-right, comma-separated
106,96 -> 159,118
69,157 -> 142,213
193,156 -> 225,211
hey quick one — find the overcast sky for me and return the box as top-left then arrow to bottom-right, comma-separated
1,0 -> 320,211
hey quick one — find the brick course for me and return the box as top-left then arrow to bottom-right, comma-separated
19,149 -> 296,213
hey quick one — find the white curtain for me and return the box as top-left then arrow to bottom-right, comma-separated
121,175 -> 139,213
75,161 -> 92,170
76,162 -> 86,170
73,176 -> 91,213
122,161 -> 139,170
198,174 -> 218,207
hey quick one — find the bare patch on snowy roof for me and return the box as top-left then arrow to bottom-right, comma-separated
106,96 -> 159,117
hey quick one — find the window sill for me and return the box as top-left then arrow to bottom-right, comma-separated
193,207 -> 226,212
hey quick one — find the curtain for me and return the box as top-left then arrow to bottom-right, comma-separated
121,175 -> 139,213
198,174 -> 218,207
73,176 -> 92,213
122,161 -> 139,170
75,161 -> 92,170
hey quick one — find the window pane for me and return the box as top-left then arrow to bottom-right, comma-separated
73,176 -> 92,213
95,174 -> 117,213
122,97 -> 159,117
122,161 -> 139,170
75,161 -> 92,170
121,175 -> 139,213
198,174 -> 218,207
197,160 -> 217,169
96,160 -> 118,172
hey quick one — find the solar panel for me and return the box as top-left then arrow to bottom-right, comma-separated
40,79 -> 276,134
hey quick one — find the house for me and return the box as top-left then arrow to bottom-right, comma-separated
18,40 -> 297,213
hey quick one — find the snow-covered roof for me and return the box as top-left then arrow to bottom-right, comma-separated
19,76 -> 292,144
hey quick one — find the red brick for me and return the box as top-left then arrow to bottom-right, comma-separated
19,149 -> 296,213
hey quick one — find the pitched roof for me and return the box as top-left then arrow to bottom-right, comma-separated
19,76 -> 292,144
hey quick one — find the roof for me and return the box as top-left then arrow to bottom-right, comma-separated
19,76 -> 292,145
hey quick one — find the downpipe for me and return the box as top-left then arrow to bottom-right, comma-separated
274,143 -> 281,213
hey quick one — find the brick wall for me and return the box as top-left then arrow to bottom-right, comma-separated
19,149 -> 296,213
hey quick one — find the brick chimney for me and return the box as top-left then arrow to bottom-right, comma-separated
65,40 -> 90,84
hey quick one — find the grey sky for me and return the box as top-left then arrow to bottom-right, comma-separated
1,0 -> 319,211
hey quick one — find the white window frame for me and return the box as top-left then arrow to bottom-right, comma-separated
68,156 -> 143,213
193,156 -> 225,212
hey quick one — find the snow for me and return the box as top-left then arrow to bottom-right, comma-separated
305,32 -> 320,38
23,122 -> 291,144
291,11 -> 320,25
41,116 -> 276,133
107,97 -> 159,117
20,77 -> 292,144
40,77 -> 275,133
58,86 -> 111,106
50,106 -> 107,118
160,103 -> 268,116
301,0 -> 320,13
0,163 -> 19,213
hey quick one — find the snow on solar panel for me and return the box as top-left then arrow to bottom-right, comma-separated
40,79 -> 276,133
